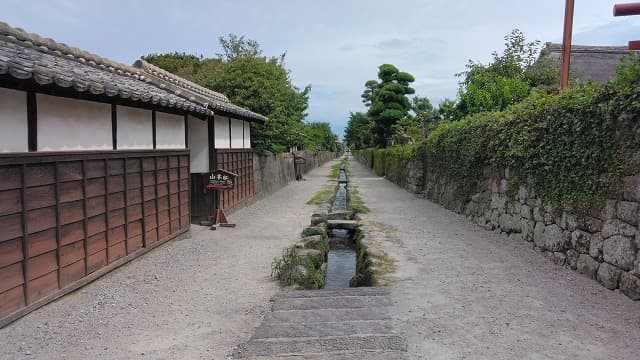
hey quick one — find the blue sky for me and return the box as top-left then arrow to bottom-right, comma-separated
3,1 -> 639,137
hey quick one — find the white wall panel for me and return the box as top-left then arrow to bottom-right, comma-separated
156,112 -> 185,149
37,94 -> 111,151
188,115 -> 209,173
214,116 -> 230,149
0,88 -> 28,152
230,118 -> 244,149
116,105 -> 152,149
243,121 -> 251,149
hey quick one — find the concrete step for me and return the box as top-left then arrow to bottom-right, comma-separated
327,220 -> 358,230
242,335 -> 407,357
248,350 -> 408,360
263,308 -> 390,324
274,287 -> 390,299
272,295 -> 393,311
253,320 -> 393,339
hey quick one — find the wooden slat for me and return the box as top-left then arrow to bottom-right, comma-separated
142,172 -> 156,187
60,221 -> 84,246
125,159 -> 140,173
126,189 -> 142,206
57,162 -> 82,182
86,232 -> 106,256
59,201 -> 84,225
126,173 -> 141,190
26,229 -> 56,258
60,259 -> 85,287
108,192 -> 125,210
86,178 -> 106,198
0,213 -> 23,242
0,263 -> 24,293
26,207 -> 56,234
0,167 -> 21,191
107,226 -> 125,246
107,175 -> 124,193
126,235 -> 143,253
108,242 -> 126,262
0,286 -> 25,317
0,190 -> 22,216
24,185 -> 55,210
108,159 -> 124,176
142,158 -> 155,172
157,170 -> 168,184
26,270 -> 58,303
143,200 -> 156,215
0,238 -> 23,268
26,251 -> 58,281
58,181 -> 83,203
59,241 -> 85,268
87,250 -> 107,274
87,214 -> 106,236
85,160 -> 106,179
128,220 -> 142,237
86,196 -> 106,217
108,209 -> 125,228
24,165 -> 55,187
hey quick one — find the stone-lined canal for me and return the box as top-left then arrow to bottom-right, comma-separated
323,161 -> 357,289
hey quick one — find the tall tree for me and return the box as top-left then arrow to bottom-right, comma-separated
367,64 -> 415,147
344,112 -> 373,150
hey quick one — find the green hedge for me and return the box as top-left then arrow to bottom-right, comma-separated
356,77 -> 640,209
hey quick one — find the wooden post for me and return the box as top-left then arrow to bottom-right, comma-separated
561,0 -> 575,90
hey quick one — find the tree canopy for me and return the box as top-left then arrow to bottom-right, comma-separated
365,64 -> 415,147
143,34 -> 332,154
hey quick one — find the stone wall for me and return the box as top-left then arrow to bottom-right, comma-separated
355,151 -> 640,300
227,150 -> 338,214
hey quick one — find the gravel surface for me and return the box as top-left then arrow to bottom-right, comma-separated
350,158 -> 640,360
0,159 -> 339,360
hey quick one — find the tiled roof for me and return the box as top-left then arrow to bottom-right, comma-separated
134,59 -> 268,124
545,43 -> 639,84
0,22 -> 212,116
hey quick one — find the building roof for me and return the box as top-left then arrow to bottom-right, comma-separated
133,59 -> 268,124
0,22 -> 212,116
545,43 -> 639,84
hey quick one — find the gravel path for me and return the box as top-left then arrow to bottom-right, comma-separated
0,159 -> 339,360
349,158 -> 640,360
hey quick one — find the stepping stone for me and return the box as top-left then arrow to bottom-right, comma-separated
327,220 -> 358,230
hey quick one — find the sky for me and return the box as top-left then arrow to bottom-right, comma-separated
3,1 -> 639,137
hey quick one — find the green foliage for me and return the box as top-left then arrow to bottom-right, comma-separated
271,247 -> 326,289
302,122 -> 338,153
366,64 -> 416,147
306,185 -> 337,205
613,54 -> 640,90
329,163 -> 341,180
456,29 -> 558,119
344,112 -> 374,150
144,34 -> 323,154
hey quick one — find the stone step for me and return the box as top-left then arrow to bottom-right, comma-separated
274,287 -> 390,299
243,335 -> 407,357
272,295 -> 393,311
263,308 -> 390,324
248,351 -> 408,360
327,220 -> 358,230
253,320 -> 394,339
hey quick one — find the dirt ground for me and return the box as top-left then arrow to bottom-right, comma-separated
349,158 -> 640,360
0,159 -> 339,360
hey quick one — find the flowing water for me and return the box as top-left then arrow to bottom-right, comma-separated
323,165 -> 357,289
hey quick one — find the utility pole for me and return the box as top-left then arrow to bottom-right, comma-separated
560,0 -> 575,90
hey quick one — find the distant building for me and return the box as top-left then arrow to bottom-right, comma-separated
544,43 -> 639,84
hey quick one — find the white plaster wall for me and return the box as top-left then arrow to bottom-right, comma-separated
0,88 -> 28,152
230,118 -> 244,149
243,121 -> 251,149
116,105 -> 153,149
37,94 -> 111,151
188,115 -> 209,173
214,115 -> 230,149
156,112 -> 185,149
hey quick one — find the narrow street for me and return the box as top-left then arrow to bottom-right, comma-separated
0,160 -> 340,360
349,158 -> 640,360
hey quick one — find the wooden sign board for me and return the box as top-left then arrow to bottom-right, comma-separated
205,169 -> 238,191
294,156 -> 306,164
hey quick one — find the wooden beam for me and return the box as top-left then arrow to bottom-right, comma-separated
111,104 -> 117,150
152,111 -> 157,150
27,92 -> 37,152
561,0 -> 575,90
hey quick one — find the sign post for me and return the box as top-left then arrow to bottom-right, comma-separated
294,155 -> 306,181
205,169 -> 238,228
